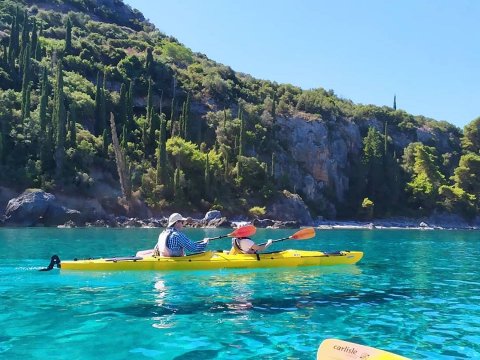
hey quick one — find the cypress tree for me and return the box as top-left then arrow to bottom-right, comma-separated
68,104 -> 77,148
7,12 -> 18,60
20,9 -> 29,50
146,78 -> 153,127
53,61 -> 66,178
35,23 -> 43,61
124,80 -> 134,133
156,114 -> 167,185
102,129 -> 108,156
239,112 -> 245,157
170,97 -> 175,122
146,78 -> 154,153
94,71 -> 102,135
0,132 -> 4,165
141,121 -> 148,157
271,91 -> 277,122
39,66 -> 52,173
21,44 -> 31,121
393,95 -> 397,110
145,47 -> 154,74
100,70 -> 107,131
23,84 -> 31,120
118,83 -> 127,128
384,121 -> 388,156
30,19 -> 37,58
64,17 -> 72,54
183,93 -> 191,140
18,10 -> 29,75
7,10 -> 18,61
271,152 -> 276,177
8,47 -> 15,78
7,8 -> 20,77
204,153 -> 210,197
39,66 -> 48,132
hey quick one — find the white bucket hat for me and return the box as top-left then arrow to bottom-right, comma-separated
168,213 -> 188,227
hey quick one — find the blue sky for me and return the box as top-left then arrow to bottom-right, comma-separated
123,0 -> 479,129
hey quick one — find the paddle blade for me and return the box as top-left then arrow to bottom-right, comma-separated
228,225 -> 256,238
317,339 -> 410,360
290,227 -> 315,240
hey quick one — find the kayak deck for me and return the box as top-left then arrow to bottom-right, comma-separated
60,250 -> 363,271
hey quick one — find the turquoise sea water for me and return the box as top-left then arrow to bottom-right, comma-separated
0,228 -> 479,359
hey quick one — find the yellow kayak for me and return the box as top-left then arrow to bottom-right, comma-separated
59,250 -> 363,271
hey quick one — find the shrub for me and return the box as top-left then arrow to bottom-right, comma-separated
249,206 -> 266,218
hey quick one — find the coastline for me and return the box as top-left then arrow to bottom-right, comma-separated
314,216 -> 480,231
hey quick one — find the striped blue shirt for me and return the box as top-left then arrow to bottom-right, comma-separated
166,228 -> 207,254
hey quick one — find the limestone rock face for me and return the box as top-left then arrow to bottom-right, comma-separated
274,116 -> 362,209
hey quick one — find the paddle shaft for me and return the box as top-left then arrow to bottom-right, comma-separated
257,228 -> 316,246
204,234 -> 229,241
258,236 -> 290,246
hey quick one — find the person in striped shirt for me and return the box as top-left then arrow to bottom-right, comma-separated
154,213 -> 209,257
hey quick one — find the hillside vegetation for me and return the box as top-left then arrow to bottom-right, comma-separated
0,0 -> 478,221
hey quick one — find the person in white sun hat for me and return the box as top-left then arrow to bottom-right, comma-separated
153,213 -> 209,257
229,237 -> 273,255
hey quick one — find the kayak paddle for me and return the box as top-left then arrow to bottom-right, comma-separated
258,227 -> 315,246
207,224 -> 256,241
317,339 -> 410,360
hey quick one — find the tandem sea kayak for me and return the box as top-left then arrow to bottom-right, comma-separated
55,250 -> 363,271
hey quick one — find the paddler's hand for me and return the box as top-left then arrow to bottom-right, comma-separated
265,239 -> 273,248
200,237 -> 210,245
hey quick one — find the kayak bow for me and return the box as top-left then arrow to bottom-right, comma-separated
59,249 -> 363,271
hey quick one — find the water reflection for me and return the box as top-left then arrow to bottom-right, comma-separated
108,265 -> 422,327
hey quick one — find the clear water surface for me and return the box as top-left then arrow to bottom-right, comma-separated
0,228 -> 479,359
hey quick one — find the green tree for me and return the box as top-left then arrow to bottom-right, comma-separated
18,9 -> 29,73
126,80 -> 134,132
20,44 -> 31,121
118,83 -> 127,128
362,127 -> 384,203
361,197 -> 374,220
238,110 -> 246,157
461,117 -> 480,154
204,152 -> 210,197
145,47 -> 154,74
30,19 -> 38,59
0,131 -> 4,164
8,7 -> 20,61
94,71 -> 103,135
439,185 -> 476,218
452,153 -> 480,205
406,144 -> 446,210
39,67 -> 49,132
156,114 -> 167,185
67,104 -> 77,148
53,61 -> 66,178
102,129 -> 108,156
64,17 -> 72,54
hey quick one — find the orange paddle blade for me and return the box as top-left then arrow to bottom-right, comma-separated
229,225 -> 256,238
290,227 -> 315,240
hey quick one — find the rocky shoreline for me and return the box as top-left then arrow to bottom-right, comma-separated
1,189 -> 478,230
